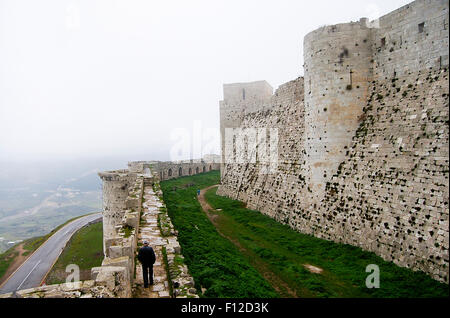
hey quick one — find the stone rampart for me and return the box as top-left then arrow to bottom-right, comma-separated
218,0 -> 449,283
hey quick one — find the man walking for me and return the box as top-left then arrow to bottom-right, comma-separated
138,240 -> 156,287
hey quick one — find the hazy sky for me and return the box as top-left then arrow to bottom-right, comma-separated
0,0 -> 412,163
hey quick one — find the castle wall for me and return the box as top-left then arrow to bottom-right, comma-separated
223,80 -> 273,106
218,0 -> 449,282
372,0 -> 449,79
320,67 -> 449,282
217,77 -> 306,228
219,81 -> 273,179
151,161 -> 220,181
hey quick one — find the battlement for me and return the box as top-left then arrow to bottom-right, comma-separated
222,80 -> 273,104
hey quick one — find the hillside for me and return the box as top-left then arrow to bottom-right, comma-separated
44,221 -> 103,285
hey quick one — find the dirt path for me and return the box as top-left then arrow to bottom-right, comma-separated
0,244 -> 30,287
197,185 -> 299,298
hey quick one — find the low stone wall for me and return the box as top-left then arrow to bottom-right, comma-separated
152,161 -> 220,181
0,265 -> 132,299
127,158 -> 220,182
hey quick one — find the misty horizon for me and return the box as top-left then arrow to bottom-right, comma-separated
1,0 -> 412,163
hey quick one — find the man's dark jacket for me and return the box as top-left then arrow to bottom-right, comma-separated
138,245 -> 156,265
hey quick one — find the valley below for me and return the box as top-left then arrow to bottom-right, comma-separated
0,160 -> 109,253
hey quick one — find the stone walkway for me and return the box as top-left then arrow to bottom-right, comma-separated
133,185 -> 171,298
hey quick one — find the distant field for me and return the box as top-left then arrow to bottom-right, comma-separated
0,163 -> 103,254
161,171 -> 449,298
0,191 -> 101,253
44,221 -> 103,285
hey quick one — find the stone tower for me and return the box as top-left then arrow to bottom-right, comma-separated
98,170 -> 135,254
219,80 -> 273,177
303,18 -> 373,204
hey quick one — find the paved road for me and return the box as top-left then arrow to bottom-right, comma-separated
0,213 -> 102,294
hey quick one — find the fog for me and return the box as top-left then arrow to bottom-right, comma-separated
1,0 -> 412,164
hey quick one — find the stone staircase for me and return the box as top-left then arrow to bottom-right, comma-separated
133,184 -> 171,298
133,176 -> 199,298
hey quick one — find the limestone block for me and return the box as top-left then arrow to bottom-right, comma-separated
81,280 -> 95,292
102,256 -> 131,278
104,237 -> 121,252
158,291 -> 170,298
125,213 -> 139,229
94,266 -> 131,298
102,256 -> 129,268
91,267 -> 102,281
108,245 -> 124,259
32,284 -> 61,293
40,289 -> 65,298
95,269 -> 119,291
120,243 -> 134,259
60,281 -> 83,292
126,198 -> 139,210
16,287 -> 44,296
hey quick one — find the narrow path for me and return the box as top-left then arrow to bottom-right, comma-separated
197,185 -> 299,298
0,244 -> 31,287
133,185 -> 170,298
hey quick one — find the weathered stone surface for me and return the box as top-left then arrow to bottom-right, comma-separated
218,0 -> 449,284
60,281 -> 83,292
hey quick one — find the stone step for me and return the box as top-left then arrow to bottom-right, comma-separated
135,186 -> 172,299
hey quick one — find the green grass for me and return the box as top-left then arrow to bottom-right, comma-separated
22,212 -> 99,255
45,221 -> 103,285
204,187 -> 449,298
161,171 -> 448,298
0,248 -> 19,283
160,170 -> 279,298
122,225 -> 134,238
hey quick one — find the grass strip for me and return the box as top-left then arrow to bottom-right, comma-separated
204,186 -> 449,298
160,171 -> 279,298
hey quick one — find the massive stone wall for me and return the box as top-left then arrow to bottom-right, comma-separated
372,0 -> 449,78
218,77 -> 306,226
219,81 -> 273,179
321,67 -> 449,281
218,0 -> 449,283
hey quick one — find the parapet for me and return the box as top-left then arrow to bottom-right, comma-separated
304,18 -> 370,45
98,170 -> 133,181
